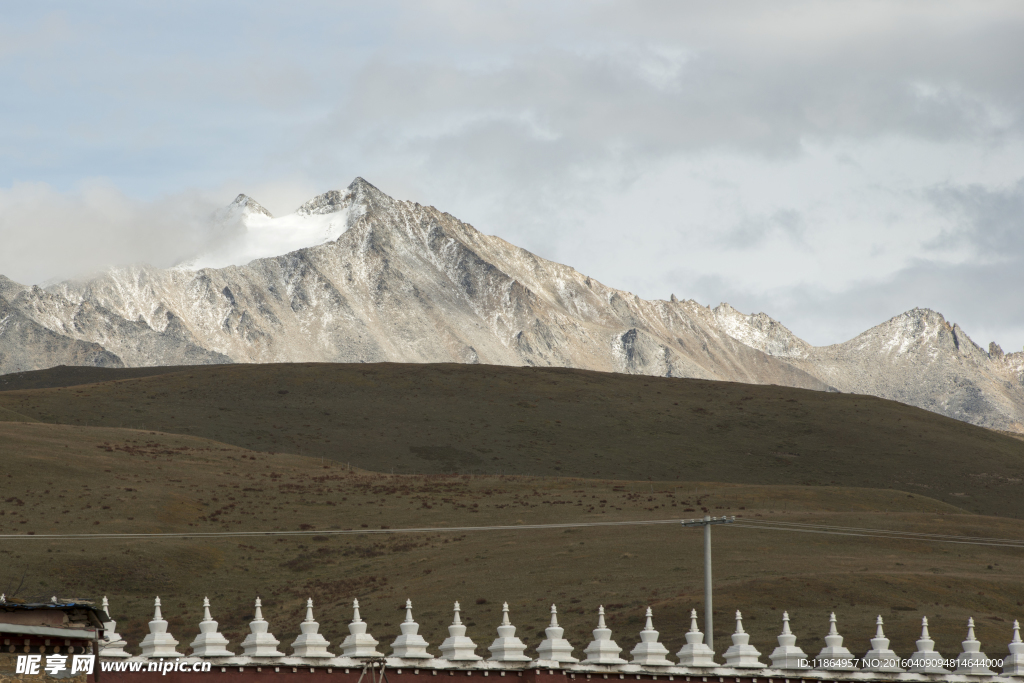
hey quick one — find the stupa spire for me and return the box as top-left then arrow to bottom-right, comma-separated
189,598 -> 233,657
290,598 -> 332,657
629,607 -> 672,666
488,602 -> 530,662
536,605 -> 578,664
341,599 -> 383,658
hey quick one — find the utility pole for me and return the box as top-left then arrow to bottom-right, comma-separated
681,515 -> 735,650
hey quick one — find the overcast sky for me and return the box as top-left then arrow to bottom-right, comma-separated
2,1 -> 1023,351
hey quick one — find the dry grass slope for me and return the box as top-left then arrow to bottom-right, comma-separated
3,362 -> 1024,517
2,421 -> 1024,662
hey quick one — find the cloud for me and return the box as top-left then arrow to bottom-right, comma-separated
685,177 -> 1024,351
711,254 -> 1024,354
925,178 -> 1024,258
0,181 -> 224,285
715,208 -> 809,250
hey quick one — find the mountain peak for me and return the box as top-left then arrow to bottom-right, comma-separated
295,178 -> 393,216
348,176 -> 379,194
230,194 -> 273,219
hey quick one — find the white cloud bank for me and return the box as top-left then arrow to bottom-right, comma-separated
0,182 -> 222,284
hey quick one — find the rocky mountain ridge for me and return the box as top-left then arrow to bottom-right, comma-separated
1,178 -> 1021,432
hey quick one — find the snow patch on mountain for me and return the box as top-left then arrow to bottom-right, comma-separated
178,182 -> 377,271
180,210 -> 354,270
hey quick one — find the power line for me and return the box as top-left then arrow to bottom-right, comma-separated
0,519 -> 682,541
734,519 -> 1024,549
2,517 -> 1024,548
737,518 -> 1024,544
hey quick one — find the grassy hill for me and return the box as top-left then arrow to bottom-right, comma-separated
0,364 -> 188,391
2,421 -> 1023,661
2,362 -> 1024,517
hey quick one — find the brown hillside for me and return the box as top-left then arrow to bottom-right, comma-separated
2,363 -> 1024,518
1,422 -> 1022,660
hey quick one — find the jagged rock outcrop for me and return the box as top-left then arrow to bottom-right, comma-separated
7,282 -> 230,369
2,178 -> 1022,432
713,303 -> 812,359
0,294 -> 124,372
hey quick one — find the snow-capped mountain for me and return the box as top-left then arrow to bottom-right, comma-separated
1,177 -> 1022,432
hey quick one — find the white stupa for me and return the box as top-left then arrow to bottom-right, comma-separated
862,616 -> 902,672
290,598 -> 332,657
341,599 -> 384,658
629,607 -> 672,666
768,612 -> 807,669
189,597 -> 234,657
139,597 -> 182,658
582,606 -> 625,665
390,599 -> 433,659
240,598 -> 285,657
723,611 -> 764,668
956,617 -> 994,674
536,605 -> 578,664
488,602 -> 531,662
440,601 -> 482,661
1004,620 -> 1024,676
676,609 -> 716,667
907,617 -> 947,673
815,613 -> 857,670
98,597 -> 131,658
